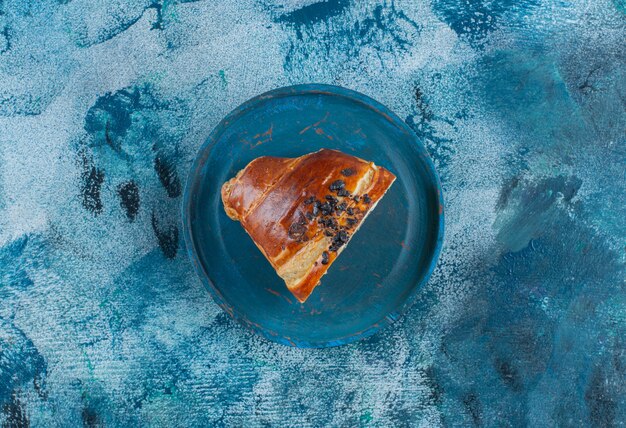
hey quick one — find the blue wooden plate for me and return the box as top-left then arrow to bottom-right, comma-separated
183,84 -> 444,347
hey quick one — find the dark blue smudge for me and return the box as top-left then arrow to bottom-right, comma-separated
212,312 -> 232,329
0,94 -> 52,117
74,378 -> 116,428
154,154 -> 181,198
463,393 -> 482,426
503,175 -> 581,209
585,367 -> 617,427
80,161 -> 105,216
117,181 -> 140,221
423,366 -> 444,405
431,0 -> 539,46
0,236 -> 33,290
274,0 -> 350,62
0,320 -> 47,409
81,407 -> 100,428
2,393 -> 30,428
495,359 -> 522,392
151,210 -> 178,259
84,88 -> 140,146
82,84 -> 182,162
354,5 -> 419,52
274,0 -> 350,26
0,25 -> 11,54
278,3 -> 420,72
496,176 -> 520,210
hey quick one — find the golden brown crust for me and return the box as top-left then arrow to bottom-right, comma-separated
221,149 -> 395,302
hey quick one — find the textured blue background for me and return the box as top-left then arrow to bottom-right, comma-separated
0,0 -> 624,426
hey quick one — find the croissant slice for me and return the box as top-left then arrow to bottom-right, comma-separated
221,149 -> 396,302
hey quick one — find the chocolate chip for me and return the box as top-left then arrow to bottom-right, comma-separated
321,251 -> 329,265
325,195 -> 338,205
319,202 -> 332,215
329,180 -> 345,191
312,205 -> 319,216
337,189 -> 350,197
347,217 -> 357,225
304,196 -> 316,205
363,194 -> 372,204
323,217 -> 338,230
341,168 -> 355,176
305,212 -> 314,221
353,195 -> 360,202
329,230 -> 349,252
324,230 -> 334,237
336,202 -> 347,212
347,207 -> 354,215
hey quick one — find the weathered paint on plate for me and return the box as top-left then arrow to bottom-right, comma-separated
183,84 -> 444,347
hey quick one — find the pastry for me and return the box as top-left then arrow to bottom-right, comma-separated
221,149 -> 396,302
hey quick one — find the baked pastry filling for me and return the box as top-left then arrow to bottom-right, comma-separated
221,149 -> 396,302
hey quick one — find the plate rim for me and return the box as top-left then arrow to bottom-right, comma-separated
182,83 -> 445,348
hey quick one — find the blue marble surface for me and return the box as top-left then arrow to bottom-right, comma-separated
0,0 -> 624,426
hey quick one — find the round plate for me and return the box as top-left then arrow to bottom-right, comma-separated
183,84 -> 444,348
